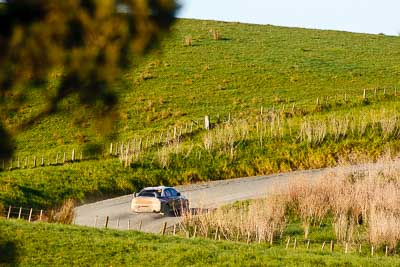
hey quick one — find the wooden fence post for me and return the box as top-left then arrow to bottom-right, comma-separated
41,156 -> 44,166
17,157 -> 20,169
192,225 -> 197,238
7,206 -> 11,219
161,222 -> 167,235
345,242 -> 348,254
321,241 -> 326,251
371,245 -> 374,256
94,216 -> 98,227
116,217 -> 120,228
173,224 -> 176,235
28,208 -> 33,222
128,220 -> 131,230
293,238 -> 297,249
18,207 -> 22,219
33,156 -> 37,168
285,237 -> 290,249
385,245 -> 388,256
39,210 -> 43,221
104,216 -> 109,228
306,240 -> 310,250
110,143 -> 113,155
330,240 -> 334,252
359,243 -> 362,254
24,157 -> 28,168
363,89 -> 367,100
71,149 -> 75,162
214,226 -> 219,240
138,220 -> 142,231
63,152 -> 66,163
205,115 -> 210,130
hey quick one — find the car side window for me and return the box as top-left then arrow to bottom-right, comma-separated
169,188 -> 178,197
164,189 -> 171,197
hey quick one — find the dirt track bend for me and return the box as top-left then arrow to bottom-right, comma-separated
74,162 -> 393,233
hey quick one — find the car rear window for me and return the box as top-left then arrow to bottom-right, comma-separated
138,190 -> 161,197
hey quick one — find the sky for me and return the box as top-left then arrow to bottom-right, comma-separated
177,0 -> 400,36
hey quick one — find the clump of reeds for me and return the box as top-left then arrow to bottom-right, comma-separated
184,35 -> 193,46
48,199 -> 75,224
210,29 -> 221,40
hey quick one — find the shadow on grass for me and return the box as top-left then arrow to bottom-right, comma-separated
0,238 -> 19,265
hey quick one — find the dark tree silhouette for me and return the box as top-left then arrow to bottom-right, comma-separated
0,0 -> 177,160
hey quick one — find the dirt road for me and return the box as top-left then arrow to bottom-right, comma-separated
74,162 -> 389,233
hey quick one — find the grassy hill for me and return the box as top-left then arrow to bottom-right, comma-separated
1,219 -> 399,266
1,19 -> 400,208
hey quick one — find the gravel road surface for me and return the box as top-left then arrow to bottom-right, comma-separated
74,162 -> 394,233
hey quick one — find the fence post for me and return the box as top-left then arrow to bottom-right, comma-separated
71,149 -> 75,162
7,206 -> 11,219
306,240 -> 310,250
285,237 -> 290,249
39,210 -> 43,221
321,241 -> 326,251
214,226 -> 219,240
116,217 -> 120,228
28,208 -> 33,222
371,245 -> 374,256
359,243 -> 362,254
161,222 -> 167,235
363,89 -> 367,100
330,240 -> 334,252
345,242 -> 348,254
293,238 -> 297,249
128,220 -> 131,230
17,157 -> 20,169
138,220 -> 142,231
173,224 -> 176,236
385,245 -> 388,256
18,207 -> 22,219
63,152 -> 66,163
104,216 -> 109,229
24,157 -> 28,168
204,115 -> 210,130
110,143 -> 113,155
94,216 -> 98,227
192,225 -> 197,238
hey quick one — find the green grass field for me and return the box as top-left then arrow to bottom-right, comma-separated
1,219 -> 399,266
1,19 -> 400,209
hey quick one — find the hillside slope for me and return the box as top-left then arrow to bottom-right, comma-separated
1,19 -> 400,208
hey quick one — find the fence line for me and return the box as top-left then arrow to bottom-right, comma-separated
1,88 -> 398,172
2,207 -> 397,257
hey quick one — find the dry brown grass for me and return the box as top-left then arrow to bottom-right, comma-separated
182,158 -> 400,248
182,195 -> 286,243
48,199 -> 76,224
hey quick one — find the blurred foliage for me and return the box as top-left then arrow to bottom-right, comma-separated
0,0 -> 177,160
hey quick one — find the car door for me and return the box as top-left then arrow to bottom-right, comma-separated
162,188 -> 172,210
168,188 -> 180,210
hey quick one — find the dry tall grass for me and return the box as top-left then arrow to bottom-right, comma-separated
48,199 -> 76,224
182,196 -> 286,243
182,158 -> 400,249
